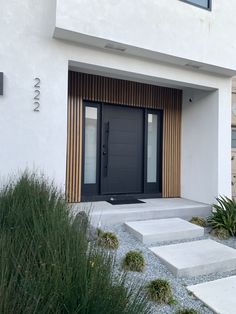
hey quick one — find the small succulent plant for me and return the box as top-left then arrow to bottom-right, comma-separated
210,227 -> 230,240
189,216 -> 207,227
98,231 -> 119,249
122,251 -> 145,272
147,279 -> 175,304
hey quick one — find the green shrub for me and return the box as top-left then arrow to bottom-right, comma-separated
147,279 -> 174,304
175,309 -> 198,314
123,251 -> 145,272
99,231 -> 119,249
0,172 -> 150,314
210,227 -> 230,240
189,216 -> 207,227
208,196 -> 236,236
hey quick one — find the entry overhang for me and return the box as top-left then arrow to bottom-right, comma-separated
54,28 -> 236,77
54,0 -> 236,77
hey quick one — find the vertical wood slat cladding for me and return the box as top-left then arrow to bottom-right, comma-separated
66,71 -> 182,202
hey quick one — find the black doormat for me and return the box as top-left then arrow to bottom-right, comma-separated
107,199 -> 145,205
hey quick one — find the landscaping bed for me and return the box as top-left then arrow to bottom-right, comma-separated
2,173 -> 236,314
103,223 -> 236,314
0,173 -> 151,314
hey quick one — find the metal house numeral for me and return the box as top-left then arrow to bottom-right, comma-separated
33,78 -> 41,112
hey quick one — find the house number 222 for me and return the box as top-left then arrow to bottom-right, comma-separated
33,78 -> 41,112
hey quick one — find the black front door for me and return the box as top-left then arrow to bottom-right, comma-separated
82,101 -> 162,201
101,104 -> 144,195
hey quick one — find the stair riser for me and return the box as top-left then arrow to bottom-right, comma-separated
91,206 -> 211,226
158,257 -> 236,278
143,230 -> 203,244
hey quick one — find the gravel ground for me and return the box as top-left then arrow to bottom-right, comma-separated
102,224 -> 236,314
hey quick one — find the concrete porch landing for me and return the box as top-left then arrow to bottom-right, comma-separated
72,198 -> 211,226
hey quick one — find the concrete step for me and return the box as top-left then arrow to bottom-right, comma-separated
187,276 -> 236,314
84,198 -> 211,226
124,218 -> 204,244
150,239 -> 236,278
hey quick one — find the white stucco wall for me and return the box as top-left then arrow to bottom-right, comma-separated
55,0 -> 236,73
182,86 -> 231,204
0,0 -> 68,187
0,0 -> 233,202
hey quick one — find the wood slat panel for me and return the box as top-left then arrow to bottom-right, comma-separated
66,71 -> 182,202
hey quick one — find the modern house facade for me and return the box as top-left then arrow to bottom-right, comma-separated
0,0 -> 234,204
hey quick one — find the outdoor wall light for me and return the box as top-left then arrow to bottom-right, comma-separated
185,63 -> 201,70
104,43 -> 126,52
0,72 -> 3,95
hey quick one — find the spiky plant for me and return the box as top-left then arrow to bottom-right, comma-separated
189,216 -> 207,227
98,231 -> 119,249
208,196 -> 236,236
123,251 -> 145,272
210,227 -> 230,240
147,279 -> 175,304
0,172 -> 150,314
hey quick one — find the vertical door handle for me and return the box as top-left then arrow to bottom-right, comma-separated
103,122 -> 109,176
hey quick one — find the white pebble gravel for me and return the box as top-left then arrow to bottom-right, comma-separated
104,224 -> 236,314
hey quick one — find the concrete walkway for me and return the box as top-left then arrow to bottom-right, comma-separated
124,216 -> 236,313
188,276 -> 236,314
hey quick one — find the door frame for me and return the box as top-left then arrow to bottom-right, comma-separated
81,101 -> 163,201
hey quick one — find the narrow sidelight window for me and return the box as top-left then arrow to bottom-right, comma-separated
84,106 -> 97,184
147,113 -> 158,183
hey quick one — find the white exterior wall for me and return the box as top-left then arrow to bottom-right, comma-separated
218,84 -> 232,199
55,0 -> 236,73
182,86 -> 231,204
0,0 -> 68,187
0,0 -> 233,202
